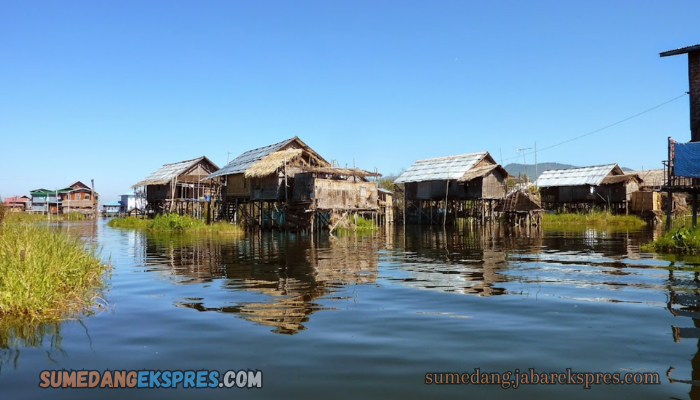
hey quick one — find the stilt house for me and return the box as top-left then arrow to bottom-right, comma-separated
535,164 -> 641,212
394,152 -> 509,224
133,156 -> 219,214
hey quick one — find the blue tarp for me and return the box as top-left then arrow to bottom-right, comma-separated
675,142 -> 700,177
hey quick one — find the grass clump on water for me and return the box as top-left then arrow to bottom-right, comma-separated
0,206 -> 109,320
108,214 -> 244,235
3,211 -> 87,223
542,211 -> 646,227
641,227 -> 700,254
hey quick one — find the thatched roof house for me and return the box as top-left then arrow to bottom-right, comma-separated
535,164 -> 641,206
395,152 -> 509,200
134,156 -> 219,204
627,169 -> 664,190
205,136 -> 330,201
495,190 -> 542,212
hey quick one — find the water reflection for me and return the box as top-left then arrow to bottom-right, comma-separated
666,267 -> 700,398
0,320 -> 64,374
142,232 -> 379,334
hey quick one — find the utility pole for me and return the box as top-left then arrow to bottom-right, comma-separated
516,147 -> 532,183
534,141 -> 538,182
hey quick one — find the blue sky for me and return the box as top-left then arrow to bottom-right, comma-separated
1,1 -> 698,203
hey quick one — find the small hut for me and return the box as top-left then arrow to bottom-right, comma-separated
394,152 -> 509,224
495,190 -> 543,226
535,164 -> 641,213
378,188 -> 394,225
133,156 -> 219,215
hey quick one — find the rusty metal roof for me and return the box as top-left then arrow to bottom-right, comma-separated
535,164 -> 619,188
394,152 -> 489,183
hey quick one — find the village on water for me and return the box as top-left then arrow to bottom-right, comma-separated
6,43 -> 700,233
8,0 -> 700,396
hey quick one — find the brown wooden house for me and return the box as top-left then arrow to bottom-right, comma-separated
133,156 -> 219,215
535,164 -> 641,212
394,152 -> 509,224
205,137 -> 382,230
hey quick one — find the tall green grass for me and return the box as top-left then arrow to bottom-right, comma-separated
334,215 -> 377,235
0,217 -> 109,319
542,211 -> 646,227
641,227 -> 700,254
108,214 -> 244,235
4,211 -> 87,223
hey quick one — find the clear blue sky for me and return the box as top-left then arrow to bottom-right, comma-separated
1,1 -> 698,203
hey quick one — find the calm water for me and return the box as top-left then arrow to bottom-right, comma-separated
2,220 -> 700,399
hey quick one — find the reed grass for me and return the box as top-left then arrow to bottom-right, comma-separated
108,214 -> 244,235
641,227 -> 700,254
0,216 -> 109,319
335,215 -> 377,235
3,211 -> 87,223
542,211 -> 646,227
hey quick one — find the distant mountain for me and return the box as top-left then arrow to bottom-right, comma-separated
504,163 -> 634,181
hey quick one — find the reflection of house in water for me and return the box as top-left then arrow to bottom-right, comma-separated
666,273 -> 700,397
143,234 -> 378,334
394,226 -> 540,296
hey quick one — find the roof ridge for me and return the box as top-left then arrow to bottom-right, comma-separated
415,152 -> 487,163
161,156 -> 205,167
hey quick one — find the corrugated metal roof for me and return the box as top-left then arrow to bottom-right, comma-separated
534,164 -> 617,187
205,137 -> 300,180
104,200 -> 123,206
133,156 -> 214,187
394,152 -> 488,183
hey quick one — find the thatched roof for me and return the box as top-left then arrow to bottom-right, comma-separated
628,169 -> 664,188
244,148 -> 303,178
299,166 -> 381,178
205,136 -> 329,180
133,156 -> 219,187
601,174 -> 641,185
458,164 -> 509,182
496,190 -> 542,212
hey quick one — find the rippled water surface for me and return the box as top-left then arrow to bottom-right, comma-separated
3,220 -> 700,399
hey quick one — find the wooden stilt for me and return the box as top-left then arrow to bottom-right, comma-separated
694,192 -> 698,228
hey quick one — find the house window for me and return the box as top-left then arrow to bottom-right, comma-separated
85,194 -> 90,200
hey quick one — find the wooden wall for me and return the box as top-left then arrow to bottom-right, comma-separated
541,182 -> 637,205
226,174 -> 249,197
481,170 -> 507,199
146,184 -> 170,202
251,176 -> 281,201
313,179 -> 378,210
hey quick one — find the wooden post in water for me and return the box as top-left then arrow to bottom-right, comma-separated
694,192 -> 698,228
443,180 -> 449,226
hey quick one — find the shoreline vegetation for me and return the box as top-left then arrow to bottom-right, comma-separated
641,227 -> 700,254
541,211 -> 647,228
107,214 -> 244,235
4,211 -> 88,223
0,206 -> 109,321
